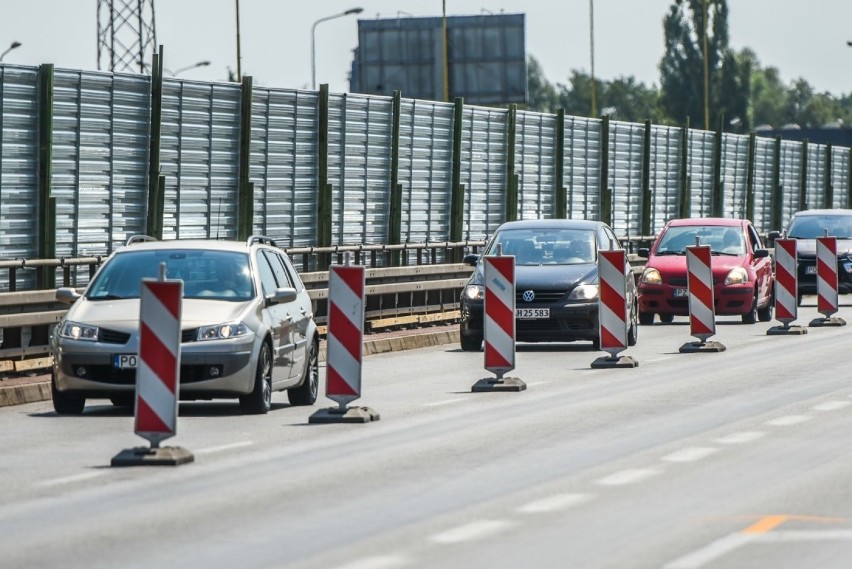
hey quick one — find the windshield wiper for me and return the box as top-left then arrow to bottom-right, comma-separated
89,294 -> 129,300
711,251 -> 740,256
654,250 -> 684,256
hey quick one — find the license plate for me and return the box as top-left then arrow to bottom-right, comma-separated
113,354 -> 137,369
805,265 -> 817,275
516,308 -> 550,319
673,288 -> 688,297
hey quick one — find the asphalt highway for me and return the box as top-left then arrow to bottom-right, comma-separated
1,298 -> 852,568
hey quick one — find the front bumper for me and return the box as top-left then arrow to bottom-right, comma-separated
460,301 -> 598,342
638,283 -> 754,316
796,256 -> 852,295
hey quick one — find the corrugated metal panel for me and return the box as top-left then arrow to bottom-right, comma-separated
160,79 -> 241,240
398,98 -> 454,243
805,144 -> 826,210
328,93 -> 393,245
250,87 -> 318,247
752,137 -> 775,232
564,116 -> 601,221
609,121 -> 644,238
831,146 -> 850,209
462,105 -> 507,240
649,125 -> 680,233
720,133 -> 749,219
687,129 -> 715,218
778,140 -> 802,228
515,110 -> 556,219
0,65 -> 39,280
52,70 -> 149,259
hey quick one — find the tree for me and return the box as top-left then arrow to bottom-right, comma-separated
556,71 -> 663,123
526,55 -> 560,113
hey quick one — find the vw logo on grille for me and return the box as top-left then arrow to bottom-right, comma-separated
522,290 -> 535,302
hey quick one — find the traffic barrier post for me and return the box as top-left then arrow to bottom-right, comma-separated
680,241 -> 726,353
310,260 -> 380,423
810,232 -> 846,327
592,248 -> 638,368
767,237 -> 807,335
112,263 -> 194,466
472,250 -> 526,392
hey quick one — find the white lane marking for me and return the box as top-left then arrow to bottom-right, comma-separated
525,381 -> 552,387
765,415 -> 813,426
516,493 -> 594,514
430,520 -> 516,544
714,431 -> 766,444
595,468 -> 662,486
812,401 -> 852,412
36,471 -> 108,488
645,356 -> 676,363
661,447 -> 719,463
328,555 -> 410,569
663,533 -> 755,569
195,441 -> 255,455
755,530 -> 852,542
423,398 -> 466,408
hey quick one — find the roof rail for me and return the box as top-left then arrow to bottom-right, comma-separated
246,235 -> 278,247
126,235 -> 158,246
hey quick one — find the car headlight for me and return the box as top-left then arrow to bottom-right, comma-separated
724,267 -> 749,285
568,284 -> 599,301
463,285 -> 485,301
196,322 -> 250,341
58,321 -> 99,341
642,268 -> 662,284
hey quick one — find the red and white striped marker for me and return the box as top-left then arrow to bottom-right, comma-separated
326,264 -> 365,409
774,238 -> 798,325
484,255 -> 515,378
135,276 -> 183,447
598,249 -> 628,358
816,235 -> 839,318
686,244 -> 716,342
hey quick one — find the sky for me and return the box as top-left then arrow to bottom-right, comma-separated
1,0 -> 851,97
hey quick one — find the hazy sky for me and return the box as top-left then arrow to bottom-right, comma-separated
2,0 -> 851,96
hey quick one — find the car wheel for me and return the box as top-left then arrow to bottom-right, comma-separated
659,313 -> 675,324
591,336 -> 601,350
639,311 -> 655,326
51,372 -> 85,415
741,291 -> 758,324
797,292 -> 804,306
240,341 -> 272,415
110,395 -> 134,408
757,295 -> 774,322
288,338 -> 319,406
627,303 -> 639,346
460,333 -> 483,351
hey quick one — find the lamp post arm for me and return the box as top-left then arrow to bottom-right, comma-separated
311,10 -> 362,90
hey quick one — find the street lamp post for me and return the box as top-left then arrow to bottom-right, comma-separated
0,41 -> 22,63
311,7 -> 363,90
164,60 -> 211,77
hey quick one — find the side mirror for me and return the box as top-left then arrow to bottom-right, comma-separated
754,248 -> 770,259
767,231 -> 781,242
637,248 -> 650,259
267,287 -> 298,306
56,287 -> 81,305
462,254 -> 480,266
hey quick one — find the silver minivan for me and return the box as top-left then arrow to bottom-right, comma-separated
50,236 -> 319,415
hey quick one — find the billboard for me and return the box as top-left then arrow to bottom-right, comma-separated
351,14 -> 526,105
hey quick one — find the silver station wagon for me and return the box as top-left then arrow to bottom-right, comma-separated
50,236 -> 319,415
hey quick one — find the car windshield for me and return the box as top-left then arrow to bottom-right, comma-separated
787,214 -> 852,239
486,228 -> 597,266
86,249 -> 254,301
656,225 -> 746,255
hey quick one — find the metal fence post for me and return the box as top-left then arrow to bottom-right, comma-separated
37,64 -> 55,290
712,114 -> 723,217
799,138 -> 808,212
771,136 -> 783,231
824,144 -> 833,209
317,84 -> 331,269
146,47 -> 163,239
449,97 -> 464,262
237,75 -> 254,241
555,109 -> 566,218
388,91 -> 403,266
600,114 -> 610,223
505,104 -> 518,222
679,118 -> 690,219
641,119 -> 652,237
745,132 -> 756,222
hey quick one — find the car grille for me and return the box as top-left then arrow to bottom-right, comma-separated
182,328 -> 199,343
669,276 -> 723,286
515,290 -> 566,303
99,328 -> 131,345
78,365 -> 220,385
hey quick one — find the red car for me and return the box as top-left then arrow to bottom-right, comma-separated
637,218 -> 774,324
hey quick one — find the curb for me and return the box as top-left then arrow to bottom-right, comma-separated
0,328 -> 461,408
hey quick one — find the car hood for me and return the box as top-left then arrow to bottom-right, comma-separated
67,298 -> 255,331
471,263 -> 597,289
794,238 -> 852,257
647,254 -> 747,277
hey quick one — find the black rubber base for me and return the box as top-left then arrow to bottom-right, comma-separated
309,406 -> 381,423
766,325 -> 808,335
471,377 -> 527,392
591,355 -> 639,368
809,317 -> 846,327
679,341 -> 726,353
111,446 -> 194,467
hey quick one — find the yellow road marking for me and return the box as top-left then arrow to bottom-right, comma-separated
743,515 -> 789,534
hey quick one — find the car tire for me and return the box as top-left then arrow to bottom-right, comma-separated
627,302 -> 639,346
659,313 -> 675,324
240,341 -> 272,415
110,395 -> 134,408
288,338 -> 319,406
51,372 -> 85,415
757,296 -> 774,322
639,311 -> 655,326
742,291 -> 758,324
591,336 -> 601,350
460,333 -> 483,351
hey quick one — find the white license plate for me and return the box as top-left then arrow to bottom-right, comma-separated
673,288 -> 688,297
516,308 -> 550,319
805,265 -> 817,275
113,354 -> 137,369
